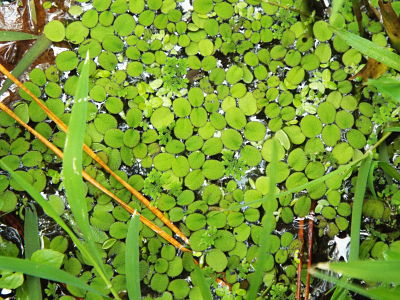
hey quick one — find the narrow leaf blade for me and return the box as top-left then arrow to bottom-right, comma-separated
0,31 -> 38,42
126,215 -> 141,300
379,162 -> 400,181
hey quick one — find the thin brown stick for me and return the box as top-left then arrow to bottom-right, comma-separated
296,218 -> 304,300
0,63 -> 189,245
305,212 -> 315,300
0,102 -> 190,252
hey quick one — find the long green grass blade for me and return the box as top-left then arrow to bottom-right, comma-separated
62,54 -> 119,298
0,256 -> 101,295
0,35 -> 52,97
324,260 -> 400,284
367,77 -> 400,102
0,159 -> 107,296
247,138 -> 279,299
379,162 -> 400,181
349,156 -> 372,261
126,214 -> 141,300
331,27 -> 400,71
17,205 -> 42,300
384,127 -> 400,132
0,31 -> 38,42
193,265 -> 213,300
311,270 -> 400,300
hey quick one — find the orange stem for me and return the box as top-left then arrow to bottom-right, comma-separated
0,63 -> 189,245
296,219 -> 304,300
305,213 -> 314,300
0,102 -> 190,252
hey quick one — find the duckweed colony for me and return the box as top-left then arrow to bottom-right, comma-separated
0,0 -> 400,299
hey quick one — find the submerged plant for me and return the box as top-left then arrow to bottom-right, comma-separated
162,57 -> 188,94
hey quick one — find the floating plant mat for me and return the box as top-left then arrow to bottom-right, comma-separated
0,0 -> 400,299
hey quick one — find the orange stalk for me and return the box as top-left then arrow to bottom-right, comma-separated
0,102 -> 190,252
296,218 -> 304,300
305,213 -> 314,300
0,63 -> 189,245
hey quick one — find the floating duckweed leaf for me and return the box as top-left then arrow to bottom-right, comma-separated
240,145 -> 262,167
322,124 -> 341,146
185,170 -> 204,190
226,65 -> 243,85
221,129 -> 243,150
318,102 -> 336,124
168,279 -> 189,299
266,161 -> 290,183
333,142 -> 354,164
29,68 -> 46,86
185,136 -> 203,151
44,20 -> 65,42
313,20 -> 332,42
193,0 -> 213,14
66,21 -> 89,44
206,249 -> 227,272
190,107 -> 207,127
342,49 -> 362,66
22,151 -> 43,167
82,9 -> 98,28
202,160 -> 225,180
285,49 -> 302,67
305,162 -> 325,179
188,87 -> 204,107
94,114 -> 118,134
98,51 -> 118,70
174,118 -> 193,140
294,196 -> 311,217
214,2 -> 233,19
238,92 -> 257,116
301,53 -> 320,71
151,107 -> 174,129
285,66 -> 305,87
315,43 -> 332,63
171,156 -> 190,177
202,137 -> 223,156
244,121 -> 266,142
150,273 -> 168,293
346,129 -> 367,149
198,39 -> 214,56
19,82 -> 41,101
261,139 -> 285,162
56,51 -> 79,71
186,213 -> 206,231
286,172 -> 308,190
335,110 -> 355,129
300,115 -> 323,137
225,107 -> 246,130
173,98 -> 191,117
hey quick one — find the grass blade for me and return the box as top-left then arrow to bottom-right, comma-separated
384,127 -> 400,132
0,256 -> 101,295
62,54 -> 119,298
17,205 -> 42,300
247,138 -> 279,299
0,35 -> 51,97
125,214 -> 141,300
193,265 -> 213,300
0,31 -> 38,42
379,161 -> 400,181
367,77 -> 400,102
331,27 -> 400,71
311,270 -> 399,300
349,156 -> 372,261
318,260 -> 400,284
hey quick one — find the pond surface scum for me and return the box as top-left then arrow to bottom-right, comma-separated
0,0 -> 400,299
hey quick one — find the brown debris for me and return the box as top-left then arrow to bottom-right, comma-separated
379,0 -> 400,52
349,58 -> 388,81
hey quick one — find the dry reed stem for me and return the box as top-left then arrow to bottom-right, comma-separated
305,213 -> 314,300
0,63 -> 189,245
296,218 -> 304,300
0,101 -> 190,252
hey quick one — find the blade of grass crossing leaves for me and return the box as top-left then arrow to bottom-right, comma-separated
379,162 -> 400,181
318,260 -> 400,284
0,31 -> 38,42
0,35 -> 51,97
62,53 -> 120,299
247,138 -> 279,299
311,270 -> 399,300
331,27 -> 400,71
193,265 -> 213,300
384,127 -> 400,132
367,77 -> 400,102
349,156 -> 372,262
0,256 -> 101,295
17,205 -> 42,300
126,214 -> 141,300
0,160 -> 107,296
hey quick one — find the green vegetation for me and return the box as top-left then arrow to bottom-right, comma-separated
0,0 -> 399,299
